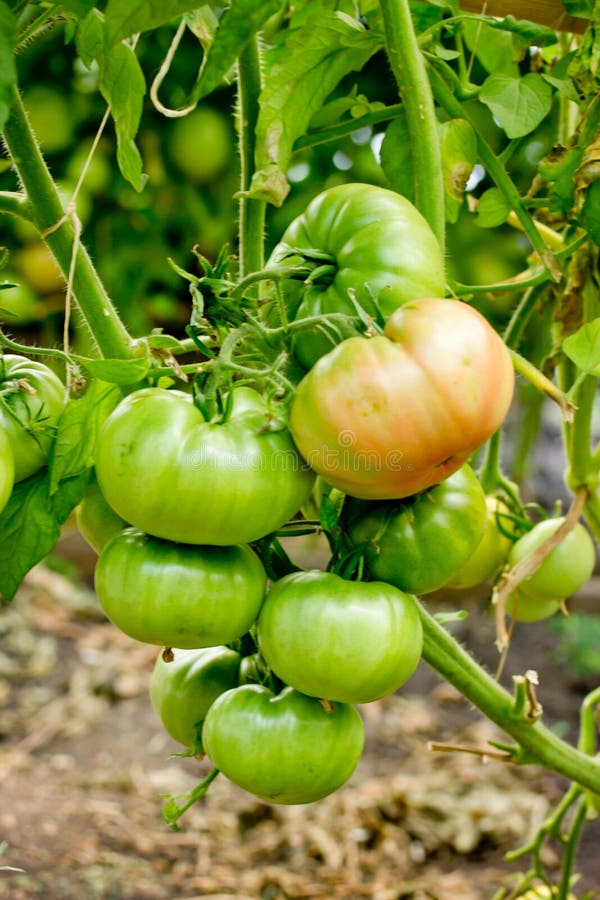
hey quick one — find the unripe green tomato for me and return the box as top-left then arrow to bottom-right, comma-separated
447,497 -> 515,589
508,517 -> 596,602
150,646 -> 241,747
0,276 -> 38,325
504,586 -> 562,623
14,242 -> 66,295
202,684 -> 365,804
66,140 -> 112,196
94,529 -> 267,648
76,472 -> 128,554
257,570 -> 422,704
24,86 -> 75,154
168,107 -> 233,183
0,428 -> 15,514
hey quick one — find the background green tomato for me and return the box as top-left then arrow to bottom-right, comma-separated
348,465 -> 487,594
75,471 -> 128,554
95,386 -> 315,546
168,107 -> 234,183
447,497 -> 515,589
0,276 -> 38,325
94,529 -> 267,648
508,518 -> 596,601
504,586 -> 562,623
0,428 -> 15,514
257,570 -> 422,704
0,355 -> 65,482
202,684 -> 364,805
266,183 -> 446,368
150,646 -> 241,747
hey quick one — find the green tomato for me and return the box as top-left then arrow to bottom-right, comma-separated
23,86 -> 75,154
202,684 -> 364,804
150,646 -> 241,747
168,107 -> 233,183
257,570 -> 422,704
94,528 -> 267,648
75,471 -> 128,554
266,183 -> 446,368
508,517 -> 596,602
348,465 -> 487,594
95,385 -> 315,546
0,355 -> 65,482
0,428 -> 15,514
447,497 -> 515,590
504,586 -> 562,623
0,276 -> 38,325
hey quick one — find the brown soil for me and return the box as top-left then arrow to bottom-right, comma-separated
1,527 -> 599,900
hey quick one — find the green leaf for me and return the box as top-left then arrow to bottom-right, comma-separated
0,471 -> 87,601
76,10 -> 147,191
59,0 -> 97,17
48,380 -> 121,493
319,494 -> 341,532
475,187 -> 511,227
380,113 -> 415,203
461,18 -> 524,78
542,74 -> 580,103
439,118 -> 477,224
146,333 -> 186,351
105,0 -> 208,46
479,73 -> 554,139
84,356 -> 151,384
562,319 -> 600,375
486,15 -> 558,46
250,10 -> 382,206
434,610 -> 468,624
562,0 -> 593,16
189,0 -> 282,105
0,2 -> 16,131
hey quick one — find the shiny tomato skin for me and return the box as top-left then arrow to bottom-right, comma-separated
150,646 -> 241,747
95,385 -> 315,545
289,298 -> 514,500
94,528 -> 267,648
507,517 -> 596,601
505,586 -> 562,622
447,497 -> 515,590
266,183 -> 445,368
348,465 -> 487,594
76,471 -> 128,554
202,684 -> 365,804
257,570 -> 422,704
0,355 -> 65,482
0,428 -> 14,514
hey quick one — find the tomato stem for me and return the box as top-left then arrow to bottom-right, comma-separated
418,600 -> 600,794
378,0 -> 445,256
1,87 -> 134,361
237,37 -> 266,280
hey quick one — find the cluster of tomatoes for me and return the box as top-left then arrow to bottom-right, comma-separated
2,185 -> 596,807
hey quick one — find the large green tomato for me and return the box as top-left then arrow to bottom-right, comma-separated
0,355 -> 65,482
266,183 -> 446,368
504,586 -> 562,623
76,471 -> 128,554
257,570 -> 422,704
348,465 -> 487,595
507,517 -> 595,602
95,386 -> 315,545
290,298 -> 514,500
202,684 -> 364,804
0,428 -> 14,514
150,646 -> 241,747
447,497 -> 515,589
94,529 -> 267,647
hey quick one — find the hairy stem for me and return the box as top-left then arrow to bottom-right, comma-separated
379,0 -> 445,255
1,87 -> 133,360
237,37 -> 265,280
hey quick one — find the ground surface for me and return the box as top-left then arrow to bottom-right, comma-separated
1,527 -> 599,900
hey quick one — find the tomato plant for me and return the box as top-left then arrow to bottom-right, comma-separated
2,1 -> 600,891
266,183 -> 446,368
150,646 -> 241,747
0,355 -> 65,482
201,684 -> 365,805
95,385 -> 315,545
94,528 -> 267,647
347,464 -> 487,594
290,299 -> 514,500
257,570 -> 422,704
